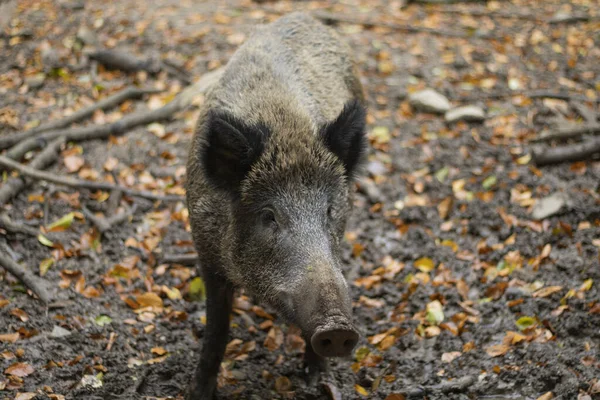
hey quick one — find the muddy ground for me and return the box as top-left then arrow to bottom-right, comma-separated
1,0 -> 599,399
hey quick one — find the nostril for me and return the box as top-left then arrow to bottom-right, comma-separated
343,339 -> 354,349
321,338 -> 332,347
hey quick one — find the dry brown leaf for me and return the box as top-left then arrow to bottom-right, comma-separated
5,362 -> 34,377
441,351 -> 461,363
274,376 -> 292,393
385,395 -> 406,400
10,308 -> 29,322
0,333 -> 19,343
15,394 -> 37,400
136,292 -> 163,309
533,286 -> 563,298
486,344 -> 510,357
64,155 -> 85,173
264,326 -> 284,351
536,392 -> 553,400
151,347 -> 167,356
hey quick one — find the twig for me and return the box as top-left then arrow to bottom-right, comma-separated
0,243 -> 53,303
570,102 -> 598,124
4,68 -> 224,162
401,375 -> 475,398
310,10 -> 492,39
531,123 -> 600,143
435,6 -> 542,21
0,136 -> 65,205
459,90 -> 600,103
0,155 -> 184,203
82,204 -> 137,233
0,87 -> 163,150
0,213 -> 59,241
161,253 -> 198,266
532,137 -> 600,166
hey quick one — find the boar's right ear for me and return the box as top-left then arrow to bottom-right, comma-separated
200,109 -> 267,194
320,99 -> 367,179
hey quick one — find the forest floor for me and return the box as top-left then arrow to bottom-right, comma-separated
1,0 -> 599,399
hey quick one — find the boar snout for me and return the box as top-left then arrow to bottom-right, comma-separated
311,323 -> 359,357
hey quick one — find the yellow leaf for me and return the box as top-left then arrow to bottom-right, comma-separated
38,234 -> 54,247
426,300 -> 444,325
580,279 -> 593,291
39,258 -> 55,277
415,257 -> 435,272
355,384 -> 369,397
48,212 -> 75,232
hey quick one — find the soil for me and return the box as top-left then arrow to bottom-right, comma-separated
1,0 -> 599,400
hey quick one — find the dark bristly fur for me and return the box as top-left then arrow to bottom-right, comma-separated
185,11 -> 367,400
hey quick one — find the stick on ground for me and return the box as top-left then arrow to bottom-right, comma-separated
161,253 -> 198,266
533,137 -> 600,166
0,136 -> 65,205
4,68 -> 224,162
531,123 -> 600,143
0,86 -> 162,150
311,10 -> 486,39
0,245 -> 53,303
0,155 -> 184,203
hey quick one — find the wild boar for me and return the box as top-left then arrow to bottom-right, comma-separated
185,11 -> 367,399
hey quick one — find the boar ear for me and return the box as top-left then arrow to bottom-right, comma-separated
201,109 -> 267,194
320,99 -> 367,178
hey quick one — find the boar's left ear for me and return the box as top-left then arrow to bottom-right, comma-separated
200,109 -> 267,195
320,99 -> 367,178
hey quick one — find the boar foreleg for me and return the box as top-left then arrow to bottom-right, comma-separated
186,267 -> 234,400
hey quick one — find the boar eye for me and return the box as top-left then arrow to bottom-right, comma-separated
260,208 -> 278,229
327,205 -> 334,218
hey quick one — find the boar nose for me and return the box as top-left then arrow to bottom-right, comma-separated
311,327 -> 359,357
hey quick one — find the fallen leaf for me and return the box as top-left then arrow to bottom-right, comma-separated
0,333 -> 19,343
264,326 -> 284,351
275,376 -> 292,393
515,316 -> 537,331
486,344 -> 510,357
15,394 -> 37,400
537,392 -> 553,400
415,257 -> 435,272
39,258 -> 55,276
48,212 -> 75,232
64,155 -> 85,173
136,292 -> 163,309
355,384 -> 369,397
533,286 -> 563,298
5,362 -> 34,377
426,300 -> 444,325
441,351 -> 461,363
385,395 -> 406,400
151,347 -> 167,356
11,308 -> 29,322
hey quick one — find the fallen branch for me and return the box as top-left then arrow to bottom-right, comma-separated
82,204 -> 138,233
0,136 -> 65,206
88,49 -> 192,83
0,155 -> 185,202
532,137 -> 600,166
459,90 -> 600,103
5,68 -> 224,162
570,102 -> 598,123
0,86 -> 162,150
436,7 -> 542,21
311,10 -> 493,39
161,253 -> 198,266
401,375 -> 475,398
0,213 -> 59,241
0,244 -> 53,303
531,123 -> 600,143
